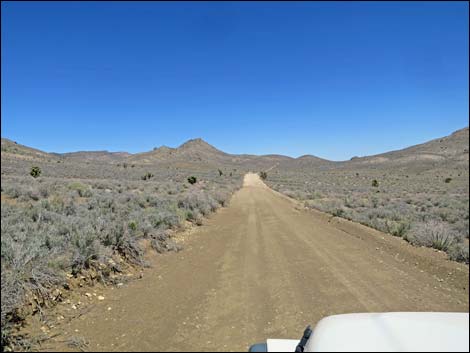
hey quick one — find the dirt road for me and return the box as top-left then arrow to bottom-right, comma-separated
45,173 -> 468,351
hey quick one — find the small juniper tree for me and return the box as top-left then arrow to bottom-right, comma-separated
259,171 -> 267,180
218,169 -> 223,176
188,176 -> 197,185
30,166 -> 41,178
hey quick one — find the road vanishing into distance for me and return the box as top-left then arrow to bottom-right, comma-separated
45,174 -> 468,352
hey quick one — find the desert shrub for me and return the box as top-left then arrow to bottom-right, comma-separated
218,169 -> 223,176
115,233 -> 145,266
408,220 -> 461,251
448,243 -> 469,264
71,229 -> 109,274
4,186 -> 22,199
128,221 -> 138,231
386,220 -> 410,238
68,182 -> 92,197
141,172 -> 154,181
213,190 -> 229,206
259,171 -> 267,180
98,222 -> 145,265
146,196 -> 172,209
178,190 -> 217,216
150,230 -> 181,254
452,219 -> 469,239
444,177 -> 452,183
15,188 -> 41,202
187,176 -> 197,185
30,166 -> 41,178
371,179 -> 379,187
38,185 -> 50,198
333,208 -> 345,217
148,209 -> 182,229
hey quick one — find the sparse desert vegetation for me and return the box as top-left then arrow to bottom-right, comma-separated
265,128 -> 469,264
1,138 -> 244,348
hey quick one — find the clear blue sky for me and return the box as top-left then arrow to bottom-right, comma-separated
1,1 -> 468,161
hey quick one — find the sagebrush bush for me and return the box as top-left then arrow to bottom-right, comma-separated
448,243 -> 469,264
408,220 -> 461,251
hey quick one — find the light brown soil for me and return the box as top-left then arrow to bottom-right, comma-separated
36,173 -> 469,352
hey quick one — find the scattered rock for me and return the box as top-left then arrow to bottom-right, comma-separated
98,296 -> 105,301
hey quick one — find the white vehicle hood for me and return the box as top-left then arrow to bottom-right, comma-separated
304,312 -> 469,352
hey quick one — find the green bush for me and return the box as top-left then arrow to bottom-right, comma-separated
30,166 -> 41,178
387,220 -> 410,237
371,179 -> 379,187
444,177 -> 452,183
187,176 -> 197,185
259,171 -> 267,180
128,221 -> 138,231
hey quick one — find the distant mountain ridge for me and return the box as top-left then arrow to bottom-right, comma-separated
1,127 -> 468,168
345,127 -> 469,166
